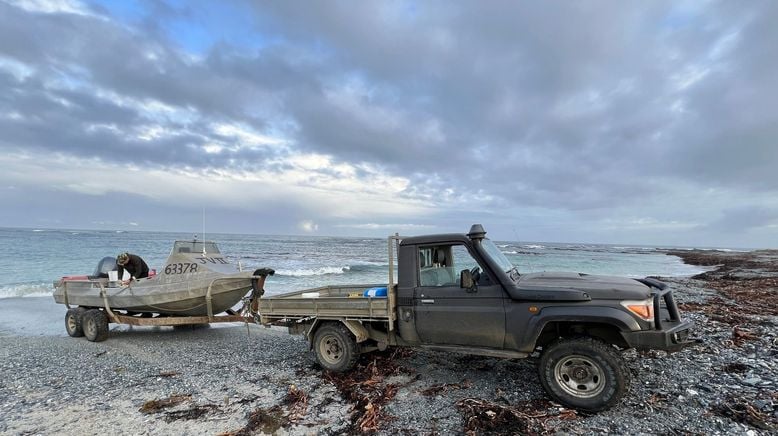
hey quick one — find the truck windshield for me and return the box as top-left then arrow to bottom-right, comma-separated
481,238 -> 515,273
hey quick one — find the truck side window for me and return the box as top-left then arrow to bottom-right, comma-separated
418,244 -> 486,287
418,245 -> 456,286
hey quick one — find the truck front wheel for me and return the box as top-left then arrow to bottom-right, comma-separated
538,337 -> 630,412
313,323 -> 359,372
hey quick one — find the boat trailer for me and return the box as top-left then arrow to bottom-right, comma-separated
61,269 -> 274,342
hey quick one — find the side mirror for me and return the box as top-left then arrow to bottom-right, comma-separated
460,269 -> 476,292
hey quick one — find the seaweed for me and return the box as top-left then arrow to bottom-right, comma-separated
708,277 -> 778,317
323,348 -> 414,433
731,326 -> 758,346
163,404 -> 219,422
420,379 -> 473,397
219,386 -> 311,435
721,362 -> 749,373
456,398 -> 577,436
282,384 -> 308,423
220,406 -> 286,436
139,394 -> 191,414
710,395 -> 777,431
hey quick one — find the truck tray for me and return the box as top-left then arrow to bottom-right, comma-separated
258,284 -> 392,323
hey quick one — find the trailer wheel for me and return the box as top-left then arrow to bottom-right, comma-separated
538,337 -> 630,412
313,323 -> 358,372
83,309 -> 109,342
65,307 -> 88,337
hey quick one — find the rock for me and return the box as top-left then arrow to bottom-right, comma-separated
753,400 -> 771,412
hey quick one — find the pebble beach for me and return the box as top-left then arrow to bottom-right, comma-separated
1,250 -> 776,435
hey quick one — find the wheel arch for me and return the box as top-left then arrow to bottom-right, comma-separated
304,318 -> 368,348
534,321 -> 629,349
520,306 -> 639,351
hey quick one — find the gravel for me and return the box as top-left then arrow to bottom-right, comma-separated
1,250 -> 776,435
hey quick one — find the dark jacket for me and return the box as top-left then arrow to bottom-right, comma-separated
117,254 -> 150,280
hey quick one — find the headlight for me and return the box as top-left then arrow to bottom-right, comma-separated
621,298 -> 654,322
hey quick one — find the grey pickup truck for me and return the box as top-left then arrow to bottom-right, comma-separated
255,224 -> 695,411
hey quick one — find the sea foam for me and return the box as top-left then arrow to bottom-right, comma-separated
0,282 -> 53,298
275,266 -> 350,277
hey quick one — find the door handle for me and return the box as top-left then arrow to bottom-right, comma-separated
421,299 -> 435,304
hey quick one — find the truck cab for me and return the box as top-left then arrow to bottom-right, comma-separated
395,229 -> 509,350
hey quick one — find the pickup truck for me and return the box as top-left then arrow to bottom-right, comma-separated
256,224 -> 695,412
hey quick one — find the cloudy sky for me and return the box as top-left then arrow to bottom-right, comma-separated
1,0 -> 776,248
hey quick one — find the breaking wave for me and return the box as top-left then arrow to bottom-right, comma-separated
0,282 -> 53,298
274,261 -> 387,277
275,266 -> 350,277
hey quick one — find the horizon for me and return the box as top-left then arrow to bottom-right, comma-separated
0,225 -> 759,252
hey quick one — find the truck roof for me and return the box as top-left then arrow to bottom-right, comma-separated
400,233 -> 471,246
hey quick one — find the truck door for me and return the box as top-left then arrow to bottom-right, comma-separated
414,244 -> 505,348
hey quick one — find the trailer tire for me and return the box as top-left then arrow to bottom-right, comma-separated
313,323 -> 359,372
83,309 -> 109,342
65,307 -> 88,337
538,337 -> 630,412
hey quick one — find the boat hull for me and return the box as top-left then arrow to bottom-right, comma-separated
53,275 -> 253,316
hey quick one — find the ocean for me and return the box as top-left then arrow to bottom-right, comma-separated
0,227 -> 720,299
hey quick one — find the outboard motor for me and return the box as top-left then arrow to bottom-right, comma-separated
91,256 -> 117,279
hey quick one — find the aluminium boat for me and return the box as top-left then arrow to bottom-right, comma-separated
53,240 -> 264,316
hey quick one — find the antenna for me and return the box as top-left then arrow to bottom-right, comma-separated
202,208 -> 207,256
512,225 -> 531,273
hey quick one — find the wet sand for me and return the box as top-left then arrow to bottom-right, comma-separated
0,297 -> 67,337
0,297 -> 245,337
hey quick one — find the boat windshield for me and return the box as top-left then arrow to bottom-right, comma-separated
481,238 -> 515,274
172,241 -> 221,255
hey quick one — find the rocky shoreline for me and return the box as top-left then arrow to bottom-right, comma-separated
1,250 -> 776,435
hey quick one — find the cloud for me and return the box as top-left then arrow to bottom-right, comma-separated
0,0 -> 776,246
334,223 -> 436,230
704,206 -> 778,234
7,0 -> 92,15
0,150 -> 433,220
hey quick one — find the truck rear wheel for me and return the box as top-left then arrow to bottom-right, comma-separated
538,337 -> 630,412
65,307 -> 87,337
313,323 -> 358,372
83,309 -> 109,342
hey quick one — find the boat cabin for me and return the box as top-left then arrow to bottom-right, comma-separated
171,240 -> 221,255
